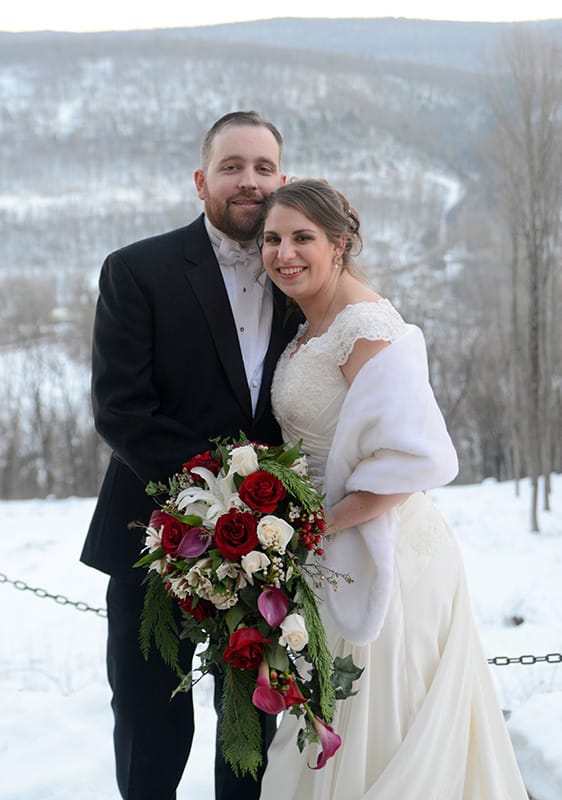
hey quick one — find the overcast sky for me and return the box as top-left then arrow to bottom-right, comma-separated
2,0 -> 560,32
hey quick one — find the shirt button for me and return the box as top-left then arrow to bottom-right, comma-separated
240,326 -> 245,332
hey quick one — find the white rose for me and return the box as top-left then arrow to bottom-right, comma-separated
227,445 -> 259,477
257,515 -> 294,554
278,613 -> 309,652
241,550 -> 271,583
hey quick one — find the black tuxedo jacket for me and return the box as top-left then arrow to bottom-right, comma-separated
81,214 -> 301,583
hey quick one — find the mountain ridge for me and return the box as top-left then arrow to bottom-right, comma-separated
2,17 -> 561,71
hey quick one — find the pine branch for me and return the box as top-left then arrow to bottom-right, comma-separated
139,572 -> 182,677
261,460 -> 322,513
220,666 -> 263,779
298,576 -> 336,722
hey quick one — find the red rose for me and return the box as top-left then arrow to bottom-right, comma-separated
238,471 -> 286,513
214,509 -> 258,561
183,451 -> 222,483
223,628 -> 270,670
159,515 -> 189,555
178,595 -> 214,622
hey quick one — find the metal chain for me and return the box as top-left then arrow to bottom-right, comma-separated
0,571 -> 107,617
487,653 -> 562,666
2,571 -> 562,665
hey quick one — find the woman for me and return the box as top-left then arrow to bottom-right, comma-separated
258,180 -> 527,799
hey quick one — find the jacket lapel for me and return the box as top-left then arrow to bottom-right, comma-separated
182,217 -> 253,419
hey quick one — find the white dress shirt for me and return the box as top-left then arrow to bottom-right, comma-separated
205,217 -> 273,415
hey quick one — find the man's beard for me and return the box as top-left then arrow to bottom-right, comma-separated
205,195 -> 264,243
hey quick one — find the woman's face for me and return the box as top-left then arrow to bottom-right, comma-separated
261,204 -> 341,302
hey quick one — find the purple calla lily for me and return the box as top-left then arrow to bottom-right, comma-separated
308,712 -> 342,769
252,660 -> 287,714
176,526 -> 212,558
257,586 -> 289,628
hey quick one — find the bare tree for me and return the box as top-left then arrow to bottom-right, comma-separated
484,27 -> 562,530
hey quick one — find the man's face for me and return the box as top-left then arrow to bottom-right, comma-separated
194,124 -> 284,243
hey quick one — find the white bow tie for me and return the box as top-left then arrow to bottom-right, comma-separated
218,238 -> 262,278
218,238 -> 259,265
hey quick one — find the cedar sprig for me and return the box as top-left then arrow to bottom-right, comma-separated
220,665 -> 264,779
139,571 -> 182,677
292,563 -> 336,723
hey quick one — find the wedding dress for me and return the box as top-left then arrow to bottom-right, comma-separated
260,300 -> 527,800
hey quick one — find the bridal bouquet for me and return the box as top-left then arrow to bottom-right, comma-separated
134,435 -> 362,778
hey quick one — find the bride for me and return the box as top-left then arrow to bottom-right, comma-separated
258,179 -> 527,799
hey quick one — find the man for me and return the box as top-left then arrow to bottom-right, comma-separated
81,111 -> 299,800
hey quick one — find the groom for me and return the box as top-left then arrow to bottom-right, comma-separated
81,111 -> 299,799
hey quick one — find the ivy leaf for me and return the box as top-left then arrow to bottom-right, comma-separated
331,654 -> 364,699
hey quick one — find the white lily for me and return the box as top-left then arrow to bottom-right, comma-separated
142,525 -> 162,554
176,467 -> 243,524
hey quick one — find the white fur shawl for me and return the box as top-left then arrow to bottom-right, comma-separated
322,325 -> 458,645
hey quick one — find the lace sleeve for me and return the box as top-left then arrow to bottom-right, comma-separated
329,300 -> 408,366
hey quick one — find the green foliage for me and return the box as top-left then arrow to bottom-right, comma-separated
178,613 -> 208,645
171,670 -> 194,698
145,480 -> 168,497
139,572 -> 182,676
296,575 -> 336,722
133,546 -> 164,569
225,604 -> 247,634
261,459 -> 322,514
220,666 -> 263,779
171,512 -> 203,525
264,642 -> 290,673
210,431 -> 249,467
331,654 -> 364,700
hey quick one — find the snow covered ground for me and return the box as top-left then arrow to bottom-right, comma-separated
1,476 -> 561,799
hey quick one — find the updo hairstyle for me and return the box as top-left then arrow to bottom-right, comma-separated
262,178 -> 363,269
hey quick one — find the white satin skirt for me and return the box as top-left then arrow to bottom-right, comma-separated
260,494 -> 527,800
